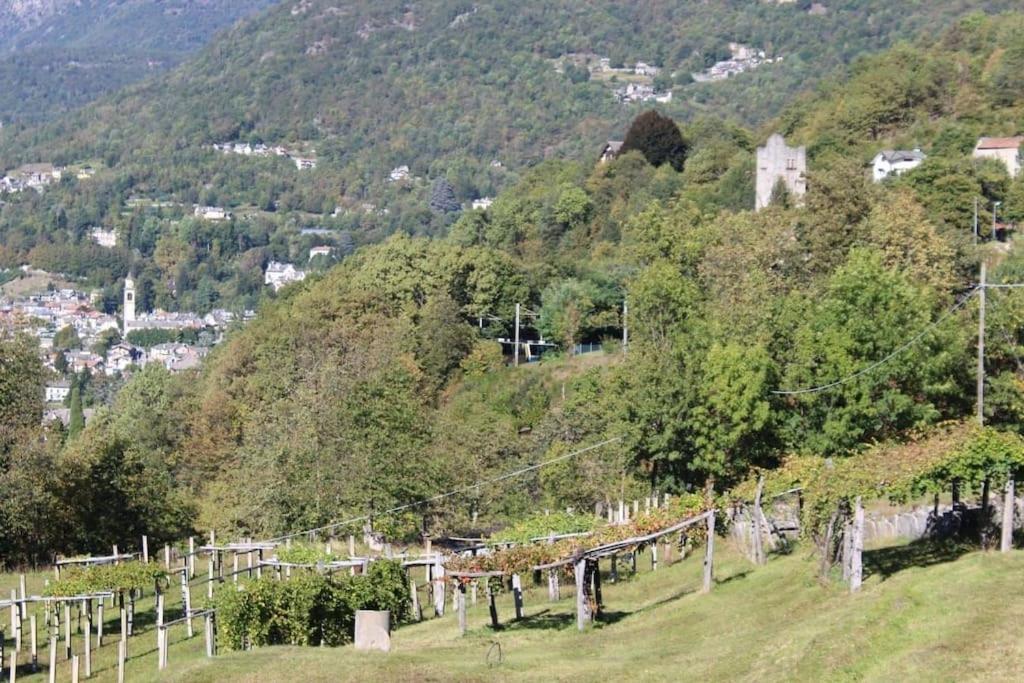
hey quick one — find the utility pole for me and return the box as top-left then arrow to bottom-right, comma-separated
977,261 -> 986,426
622,299 -> 628,355
512,305 -> 520,368
973,196 -> 979,244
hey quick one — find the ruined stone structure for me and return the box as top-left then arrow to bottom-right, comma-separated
755,133 -> 806,210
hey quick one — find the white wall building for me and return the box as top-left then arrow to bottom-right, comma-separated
973,137 -> 1023,178
45,381 -> 71,403
265,261 -> 306,292
871,149 -> 926,182
90,227 -> 118,248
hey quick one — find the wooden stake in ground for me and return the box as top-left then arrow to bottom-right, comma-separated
63,603 -> 71,660
29,615 -> 37,673
702,511 -> 716,594
47,635 -> 56,683
752,477 -> 766,565
850,496 -> 864,593
574,559 -> 591,631
70,655 -> 78,683
116,641 -> 125,683
95,601 -> 103,648
457,583 -> 467,636
83,600 -> 91,678
181,571 -> 194,638
487,583 -> 499,629
511,574 -> 524,620
409,580 -> 421,622
1001,477 -> 1015,553
188,537 -> 196,579
142,535 -> 149,564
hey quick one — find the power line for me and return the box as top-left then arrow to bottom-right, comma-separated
771,286 -> 979,396
264,436 -> 624,543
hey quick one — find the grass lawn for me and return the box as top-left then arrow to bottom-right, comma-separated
5,537 -> 1024,682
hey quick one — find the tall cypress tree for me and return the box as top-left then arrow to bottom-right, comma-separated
68,382 -> 84,438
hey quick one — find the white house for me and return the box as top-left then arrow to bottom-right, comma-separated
194,206 -> 231,221
471,197 -> 494,210
89,227 -> 118,248
600,141 -> 623,164
388,165 -> 411,182
264,261 -> 306,291
105,343 -> 146,375
871,149 -> 926,182
294,157 -> 317,171
973,137 -> 1023,178
309,246 -> 333,260
45,380 -> 71,403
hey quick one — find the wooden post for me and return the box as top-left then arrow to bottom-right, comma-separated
457,583 -> 467,636
410,579 -> 421,621
156,594 -> 164,664
257,549 -> 264,579
575,559 -> 591,631
610,554 -> 618,583
142,535 -> 149,564
432,562 -> 446,617
1002,477 -> 1015,552
232,552 -> 239,584
470,581 -> 478,605
8,591 -> 18,653
247,549 -> 254,578
119,606 -> 126,655
29,615 -> 37,674
651,544 -> 658,571
702,511 -> 715,593
126,592 -> 134,637
487,583 -> 499,629
116,640 -> 125,683
47,635 -> 56,683
592,560 -> 602,616
83,600 -> 91,679
547,569 -> 559,601
204,613 -> 214,657
208,554 -> 215,600
17,576 -> 26,621
71,655 -> 79,683
95,601 -> 103,648
850,497 -> 864,593
752,476 -> 766,565
63,603 -> 71,660
423,539 -> 432,583
511,574 -> 524,620
182,571 -> 194,638
188,537 -> 196,579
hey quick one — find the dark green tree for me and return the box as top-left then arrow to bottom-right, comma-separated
621,110 -> 689,171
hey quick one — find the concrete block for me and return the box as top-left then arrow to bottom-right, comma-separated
354,610 -> 391,652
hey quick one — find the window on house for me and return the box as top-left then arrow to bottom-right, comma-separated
786,158 -> 797,170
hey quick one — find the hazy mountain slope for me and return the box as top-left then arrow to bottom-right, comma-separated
0,0 -> 277,123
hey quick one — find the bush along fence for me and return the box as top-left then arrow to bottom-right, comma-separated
728,422 -> 1024,593
444,495 -> 716,633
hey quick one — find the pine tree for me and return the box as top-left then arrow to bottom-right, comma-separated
429,178 -> 461,215
620,110 -> 689,171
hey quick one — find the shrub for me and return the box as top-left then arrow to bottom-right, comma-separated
45,561 -> 167,597
214,559 -> 410,650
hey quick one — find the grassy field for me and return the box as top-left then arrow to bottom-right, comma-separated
5,537 -> 1024,682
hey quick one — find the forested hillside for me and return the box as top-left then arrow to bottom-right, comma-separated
4,14 -> 1024,565
0,0 -> 276,122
